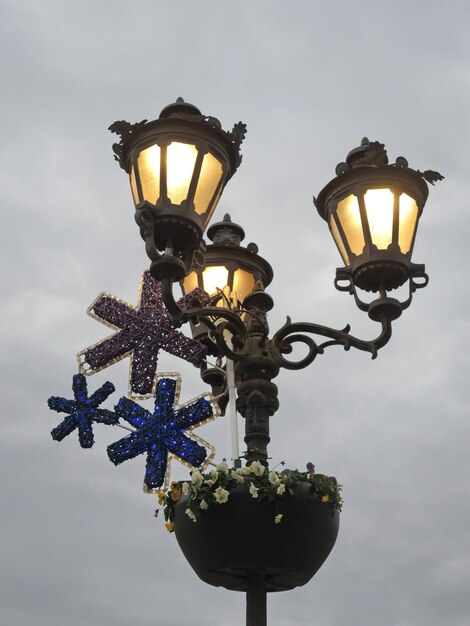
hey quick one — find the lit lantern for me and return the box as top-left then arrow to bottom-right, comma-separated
110,98 -> 246,281
181,214 -> 273,366
315,138 -> 441,293
182,214 -> 273,310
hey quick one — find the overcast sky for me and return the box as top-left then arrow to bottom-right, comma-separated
1,1 -> 469,625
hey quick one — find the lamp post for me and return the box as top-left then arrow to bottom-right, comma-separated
108,98 -> 443,626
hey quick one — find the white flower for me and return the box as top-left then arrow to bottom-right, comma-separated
215,462 -> 229,474
185,508 -> 197,522
268,471 -> 281,486
204,478 -> 215,487
230,470 -> 245,484
276,483 -> 286,496
182,482 -> 190,496
214,486 -> 230,504
249,483 -> 259,498
199,499 -> 209,510
250,460 -> 265,477
274,514 -> 283,524
210,469 -> 219,481
191,469 -> 203,487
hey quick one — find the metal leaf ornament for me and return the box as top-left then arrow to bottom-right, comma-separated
107,374 -> 219,492
78,271 -> 208,399
47,374 -> 117,448
417,169 -> 445,185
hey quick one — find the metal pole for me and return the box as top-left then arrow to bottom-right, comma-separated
246,572 -> 267,626
226,357 -> 240,460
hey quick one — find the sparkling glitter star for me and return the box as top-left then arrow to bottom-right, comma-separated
47,374 -> 117,448
107,374 -> 219,491
78,272 -> 208,399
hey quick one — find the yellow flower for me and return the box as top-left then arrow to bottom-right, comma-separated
157,491 -> 166,505
230,471 -> 244,484
268,471 -> 281,486
216,462 -> 229,475
249,483 -> 259,498
322,495 -> 330,503
165,521 -> 174,533
185,508 -> 197,522
170,487 -> 182,502
191,469 -> 203,486
214,486 -> 230,504
250,460 -> 265,477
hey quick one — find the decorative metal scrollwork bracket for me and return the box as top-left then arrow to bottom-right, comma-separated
269,315 -> 392,369
334,264 -> 429,319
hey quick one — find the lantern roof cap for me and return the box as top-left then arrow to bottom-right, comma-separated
159,97 -> 201,119
207,214 -> 245,247
109,98 -> 247,177
345,137 -> 389,169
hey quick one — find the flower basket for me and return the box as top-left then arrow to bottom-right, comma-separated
172,480 -> 339,592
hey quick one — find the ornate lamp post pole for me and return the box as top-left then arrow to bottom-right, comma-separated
49,98 -> 443,626
107,99 -> 442,624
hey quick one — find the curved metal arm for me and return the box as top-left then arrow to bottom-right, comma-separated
270,315 -> 392,370
135,207 -> 162,265
160,277 -> 185,324
160,274 -> 392,371
160,277 -> 254,359
182,306 -> 250,360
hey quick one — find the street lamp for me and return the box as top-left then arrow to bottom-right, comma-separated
182,213 -> 273,312
315,136 -> 442,321
107,99 -> 443,626
110,97 -> 246,283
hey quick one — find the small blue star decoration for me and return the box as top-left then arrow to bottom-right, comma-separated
48,374 -> 117,448
107,374 -> 219,491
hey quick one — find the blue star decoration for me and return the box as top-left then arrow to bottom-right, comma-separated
107,374 -> 219,491
77,271 -> 209,399
48,374 -> 117,448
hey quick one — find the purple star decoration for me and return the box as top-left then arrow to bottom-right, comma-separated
107,375 -> 218,491
48,374 -> 117,448
78,272 -> 209,399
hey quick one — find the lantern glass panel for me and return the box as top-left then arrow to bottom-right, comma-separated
233,269 -> 256,303
130,166 -> 139,205
207,185 -> 224,224
364,188 -> 394,250
182,271 -> 198,294
329,216 -> 349,265
336,195 -> 365,256
137,145 -> 161,204
166,142 -> 198,205
398,193 -> 419,254
194,153 -> 224,216
202,266 -> 229,296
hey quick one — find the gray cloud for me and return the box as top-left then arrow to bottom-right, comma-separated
1,1 -> 469,625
